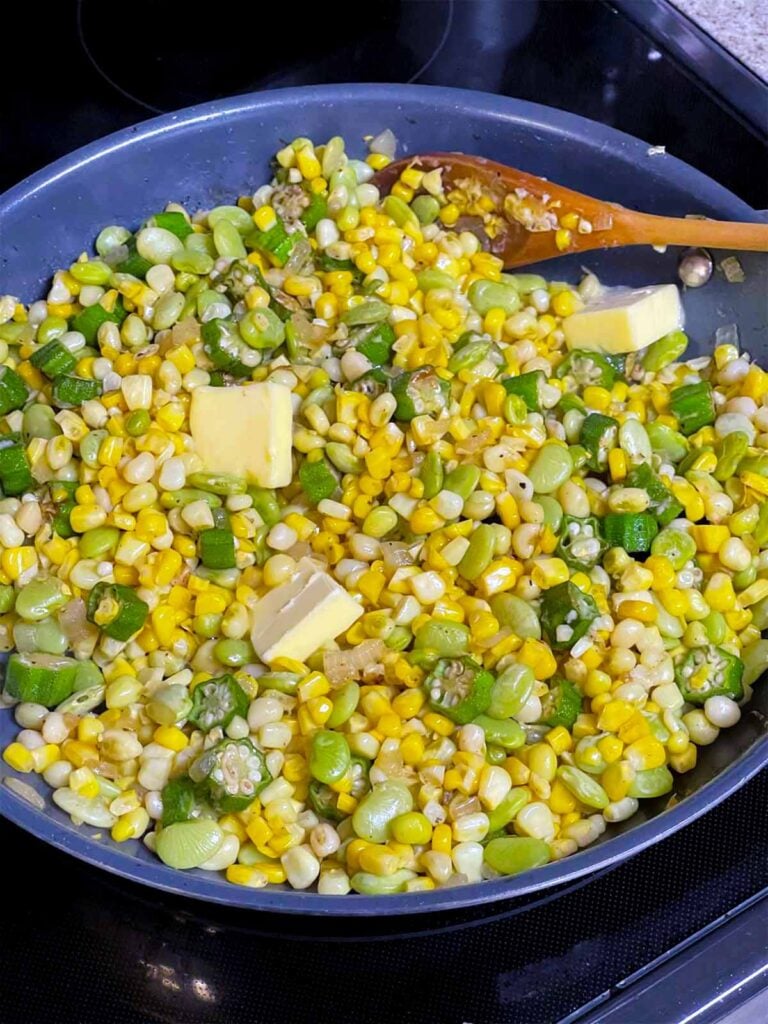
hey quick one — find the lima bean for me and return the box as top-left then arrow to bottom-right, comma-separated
557,766 -> 609,809
326,682 -> 360,728
628,766 -> 674,799
414,620 -> 469,657
467,279 -> 521,316
473,714 -> 525,750
352,781 -> 413,842
490,594 -> 541,640
486,787 -> 531,831
484,836 -> 551,875
528,445 -> 573,494
156,820 -> 225,869
487,663 -> 535,719
350,869 -> 416,895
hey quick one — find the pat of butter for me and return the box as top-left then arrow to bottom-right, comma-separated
189,383 -> 293,487
250,558 -> 363,664
562,284 -> 682,354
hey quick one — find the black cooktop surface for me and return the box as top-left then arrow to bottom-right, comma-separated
2,3 -> 767,1023
2,0 -> 766,207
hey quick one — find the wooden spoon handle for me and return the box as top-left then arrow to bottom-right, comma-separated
610,210 -> 768,252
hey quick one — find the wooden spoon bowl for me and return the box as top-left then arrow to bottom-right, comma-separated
373,153 -> 768,268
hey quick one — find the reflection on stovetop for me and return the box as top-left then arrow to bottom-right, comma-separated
2,773 -> 765,1023
2,1 -> 766,207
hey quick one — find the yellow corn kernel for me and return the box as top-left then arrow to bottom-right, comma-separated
422,711 -> 456,737
580,647 -> 602,670
504,756 -> 530,785
357,569 -> 386,604
624,736 -> 666,770
17,362 -> 44,390
153,726 -> 189,752
359,844 -> 400,876
617,600 -> 658,623
61,739 -> 99,768
545,726 -> 573,754
150,604 -> 177,647
260,862 -> 288,884
691,525 -> 730,553
377,713 -> 403,738
97,435 -> 124,467
483,307 -> 506,340
657,588 -> 687,617
725,608 -> 752,631
596,735 -> 624,764
551,289 -> 579,317
366,152 -> 391,171
703,574 -> 736,612
307,695 -> 333,726
77,717 -> 104,744
155,404 -> 185,432
399,732 -> 426,766
602,761 -> 636,802
336,792 -> 358,814
253,204 -> 277,231
478,558 -> 520,598
431,823 -> 452,854
298,671 -> 331,702
167,344 -> 196,373
598,700 -> 635,733
671,483 -> 705,523
3,742 -> 34,772
75,484 -> 96,506
225,864 -> 266,888
390,658 -> 424,689
583,670 -> 611,698
608,448 -> 628,482
195,591 -> 229,616
582,385 -> 611,410
496,492 -> 520,529
345,838 -> 371,874
1,547 -> 38,581
113,565 -> 139,586
281,755 -> 308,785
617,711 -> 652,744
669,745 -> 698,774
41,535 -> 71,565
740,365 -> 768,401
218,814 -> 248,842
549,778 -> 578,814
410,506 -> 444,535
31,743 -> 61,773
392,689 -> 426,719
517,639 -> 557,679
531,558 -> 570,590
555,228 -> 572,251
111,807 -> 150,843
246,816 -> 273,847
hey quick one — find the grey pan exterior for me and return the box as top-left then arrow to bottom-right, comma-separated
0,84 -> 765,915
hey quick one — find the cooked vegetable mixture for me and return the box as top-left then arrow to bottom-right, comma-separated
1,131 -> 767,897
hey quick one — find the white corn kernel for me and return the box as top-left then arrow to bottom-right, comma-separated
452,812 -> 490,843
121,374 -> 153,410
281,845 -> 320,890
515,801 -> 555,841
703,695 -> 741,729
478,765 -> 512,810
451,841 -> 484,882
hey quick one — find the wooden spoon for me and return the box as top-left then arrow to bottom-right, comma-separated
373,153 -> 768,268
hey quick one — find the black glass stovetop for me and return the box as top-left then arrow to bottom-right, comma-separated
2,3 -> 767,1023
